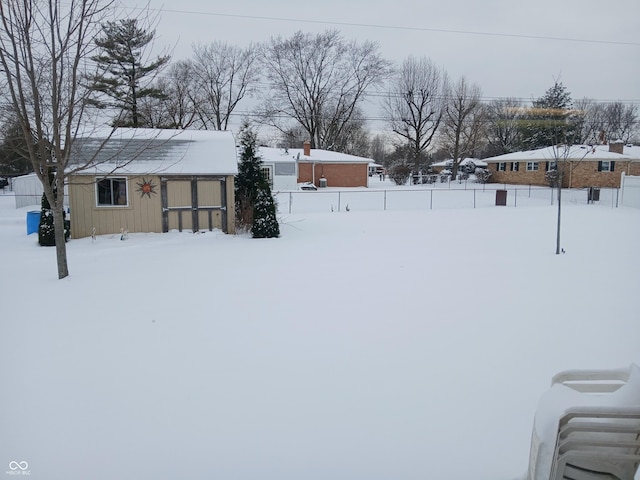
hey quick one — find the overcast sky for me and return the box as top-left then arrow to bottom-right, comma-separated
136,0 -> 639,124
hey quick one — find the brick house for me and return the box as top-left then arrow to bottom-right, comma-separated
259,141 -> 372,190
483,142 -> 640,188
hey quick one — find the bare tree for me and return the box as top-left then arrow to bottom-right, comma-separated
603,101 -> 637,143
369,134 -> 390,165
138,60 -> 198,129
573,98 -> 603,145
484,98 -> 524,156
0,0 -> 120,278
439,77 -> 485,179
190,41 -> 261,131
260,29 -> 391,150
572,99 -> 637,145
383,56 -> 445,172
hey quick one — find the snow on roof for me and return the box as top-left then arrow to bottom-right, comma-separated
484,144 -> 640,163
431,158 -> 487,167
70,128 -> 238,176
258,146 -> 372,164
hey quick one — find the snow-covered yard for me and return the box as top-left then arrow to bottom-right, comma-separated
1,188 -> 638,480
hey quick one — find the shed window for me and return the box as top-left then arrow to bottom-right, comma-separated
526,162 -> 539,171
97,178 -> 128,206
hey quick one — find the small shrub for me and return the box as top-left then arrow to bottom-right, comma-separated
475,168 -> 492,184
545,169 -> 559,188
388,163 -> 412,185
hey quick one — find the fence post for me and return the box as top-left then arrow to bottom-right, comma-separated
289,192 -> 292,214
473,189 -> 476,208
338,191 -> 341,212
384,190 -> 387,211
430,190 -> 433,210
514,189 -> 517,207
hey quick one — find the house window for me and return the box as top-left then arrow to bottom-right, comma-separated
598,161 -> 615,172
497,162 -> 506,172
510,162 -> 519,172
526,162 -> 539,171
97,178 -> 128,206
545,161 -> 557,171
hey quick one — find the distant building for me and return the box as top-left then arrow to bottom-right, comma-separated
258,141 -> 373,190
483,142 -> 640,188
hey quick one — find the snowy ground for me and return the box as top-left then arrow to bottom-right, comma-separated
1,186 -> 639,480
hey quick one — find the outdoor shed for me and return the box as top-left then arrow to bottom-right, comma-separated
67,128 -> 237,239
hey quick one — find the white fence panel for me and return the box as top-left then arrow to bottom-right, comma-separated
620,173 -> 640,209
13,173 -> 43,208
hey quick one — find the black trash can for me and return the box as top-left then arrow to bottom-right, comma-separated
495,189 -> 507,206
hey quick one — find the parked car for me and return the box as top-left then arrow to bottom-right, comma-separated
0,177 -> 9,189
299,182 -> 317,191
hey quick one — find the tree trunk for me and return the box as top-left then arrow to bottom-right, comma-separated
53,204 -> 69,279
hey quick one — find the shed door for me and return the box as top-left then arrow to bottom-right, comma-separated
161,177 -> 228,233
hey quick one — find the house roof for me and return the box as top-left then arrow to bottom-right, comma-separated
69,128 -> 238,176
483,144 -> 640,163
258,146 -> 373,164
431,158 -> 487,167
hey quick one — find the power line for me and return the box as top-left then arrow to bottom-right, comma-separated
150,8 -> 640,47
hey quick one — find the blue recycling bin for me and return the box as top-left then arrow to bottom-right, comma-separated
26,210 -> 40,235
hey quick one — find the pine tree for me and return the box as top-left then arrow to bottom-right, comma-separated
519,82 -> 580,149
89,18 -> 170,127
235,123 -> 279,238
252,180 -> 280,238
38,175 -> 70,246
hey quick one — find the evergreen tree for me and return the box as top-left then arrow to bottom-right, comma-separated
0,115 -> 34,176
89,18 -> 170,127
235,123 -> 279,238
519,82 -> 580,149
38,174 -> 70,246
251,183 -> 280,239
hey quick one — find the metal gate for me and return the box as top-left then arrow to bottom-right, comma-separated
160,176 -> 229,233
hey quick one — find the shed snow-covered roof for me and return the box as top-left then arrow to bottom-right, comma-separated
484,144 -> 640,163
258,146 -> 372,164
70,128 -> 238,176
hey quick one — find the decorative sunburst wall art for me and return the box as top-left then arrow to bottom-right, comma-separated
136,178 -> 157,198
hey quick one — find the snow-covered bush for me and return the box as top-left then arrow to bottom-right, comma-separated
388,163 -> 412,185
38,183 -> 70,246
475,167 -> 492,184
545,169 -> 559,188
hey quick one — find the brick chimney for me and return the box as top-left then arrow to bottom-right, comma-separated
609,141 -> 624,154
303,141 -> 311,157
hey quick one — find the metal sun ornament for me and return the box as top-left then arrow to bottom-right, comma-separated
136,178 -> 157,198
